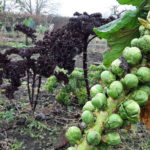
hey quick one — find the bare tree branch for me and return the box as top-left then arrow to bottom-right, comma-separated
3,0 -> 60,15
110,5 -> 127,18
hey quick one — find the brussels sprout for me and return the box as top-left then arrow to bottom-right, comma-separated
119,100 -> 140,123
82,101 -> 95,112
90,84 -> 104,98
101,71 -> 116,84
138,85 -> 150,95
104,114 -> 123,129
66,126 -> 82,144
121,74 -> 138,90
81,110 -> 94,124
130,90 -> 148,106
139,25 -> 145,36
92,93 -> 107,110
123,47 -> 142,66
111,59 -> 124,77
136,67 -> 150,83
107,81 -> 123,99
67,147 -> 77,150
131,38 -> 139,47
86,131 -> 101,146
103,132 -> 121,146
138,35 -> 150,53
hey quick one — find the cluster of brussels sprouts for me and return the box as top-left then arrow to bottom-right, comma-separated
65,20 -> 150,150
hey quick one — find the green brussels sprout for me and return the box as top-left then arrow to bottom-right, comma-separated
75,87 -> 88,105
107,81 -> 123,99
130,90 -> 148,106
138,35 -> 150,53
131,38 -> 139,47
121,74 -> 138,90
45,76 -> 58,92
92,93 -> 107,110
119,100 -> 140,123
123,47 -> 142,66
103,132 -> 121,146
81,110 -> 94,124
136,67 -> 150,83
90,84 -> 104,98
86,131 -> 101,146
138,85 -> 150,95
101,71 -> 116,84
67,147 -> 77,150
139,25 -> 145,36
104,114 -> 123,129
66,126 -> 82,144
82,101 -> 95,112
111,59 -> 124,77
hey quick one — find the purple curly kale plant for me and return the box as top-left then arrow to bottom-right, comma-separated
0,12 -> 115,111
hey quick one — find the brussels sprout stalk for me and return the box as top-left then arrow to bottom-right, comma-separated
75,97 -> 122,150
66,10 -> 150,150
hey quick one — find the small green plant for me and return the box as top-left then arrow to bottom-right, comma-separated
27,118 -> 48,132
20,117 -> 51,139
45,65 -> 105,105
10,141 -> 23,150
0,108 -> 15,122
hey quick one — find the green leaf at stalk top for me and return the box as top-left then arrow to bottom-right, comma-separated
103,27 -> 139,67
117,0 -> 144,7
93,9 -> 140,67
93,9 -> 139,39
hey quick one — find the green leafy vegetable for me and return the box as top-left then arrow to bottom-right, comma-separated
117,0 -> 144,7
93,1 -> 149,66
94,9 -> 140,39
